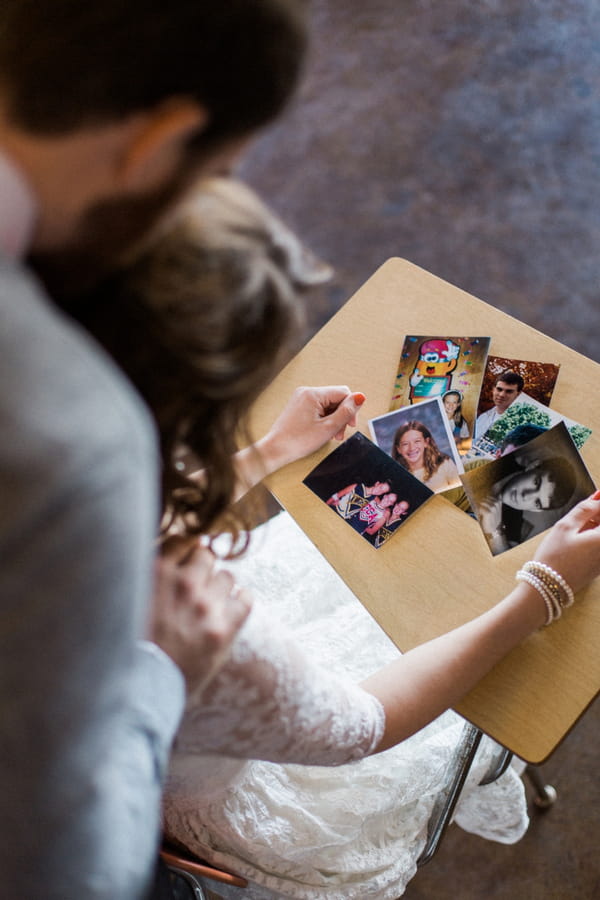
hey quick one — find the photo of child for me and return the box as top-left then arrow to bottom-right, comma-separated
303,432 -> 433,548
442,389 -> 471,453
390,334 -> 490,454
369,397 -> 464,493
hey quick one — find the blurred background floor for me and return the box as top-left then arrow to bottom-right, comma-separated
242,0 -> 600,362
240,2 -> 600,897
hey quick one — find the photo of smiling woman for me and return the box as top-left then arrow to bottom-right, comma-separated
369,397 -> 464,494
392,421 -> 461,491
462,421 -> 596,555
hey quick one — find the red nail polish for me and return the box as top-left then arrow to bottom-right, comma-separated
353,392 -> 366,406
593,489 -> 600,500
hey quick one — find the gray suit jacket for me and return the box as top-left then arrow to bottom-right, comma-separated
0,258 -> 184,898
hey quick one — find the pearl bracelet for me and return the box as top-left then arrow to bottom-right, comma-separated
523,560 -> 575,607
515,562 -> 575,626
516,571 -> 558,626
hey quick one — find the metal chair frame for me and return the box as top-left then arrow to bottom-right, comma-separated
417,721 -> 556,867
160,845 -> 248,897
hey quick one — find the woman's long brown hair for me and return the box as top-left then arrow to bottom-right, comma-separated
67,178 -> 330,548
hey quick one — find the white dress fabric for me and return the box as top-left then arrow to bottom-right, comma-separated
163,512 -> 528,900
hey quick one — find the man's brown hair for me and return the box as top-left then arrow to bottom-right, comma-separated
0,0 -> 308,143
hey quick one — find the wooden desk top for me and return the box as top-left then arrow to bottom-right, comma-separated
249,258 -> 600,763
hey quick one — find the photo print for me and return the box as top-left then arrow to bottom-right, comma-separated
303,432 -> 433,549
461,421 -> 596,556
369,397 -> 464,493
390,335 -> 490,454
477,355 -> 560,415
469,393 -> 592,459
474,356 -> 561,441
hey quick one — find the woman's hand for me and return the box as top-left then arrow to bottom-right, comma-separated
258,385 -> 366,473
476,495 -> 509,553
477,495 -> 503,536
149,536 -> 252,693
533,492 -> 600,595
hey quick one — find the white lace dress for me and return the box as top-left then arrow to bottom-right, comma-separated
163,512 -> 528,900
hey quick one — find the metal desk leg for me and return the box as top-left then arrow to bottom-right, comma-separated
525,765 -> 558,808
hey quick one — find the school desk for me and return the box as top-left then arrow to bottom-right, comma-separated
249,257 -> 600,764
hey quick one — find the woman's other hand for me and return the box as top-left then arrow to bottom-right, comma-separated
534,492 -> 600,595
149,536 -> 252,693
259,385 -> 366,472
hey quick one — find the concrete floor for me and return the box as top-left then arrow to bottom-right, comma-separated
241,1 -> 600,897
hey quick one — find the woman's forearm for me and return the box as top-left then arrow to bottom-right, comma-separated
362,581 -> 546,753
363,494 -> 600,753
230,439 -> 275,502
200,386 -> 365,503
187,441 -> 272,506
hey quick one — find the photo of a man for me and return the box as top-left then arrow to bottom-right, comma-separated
475,369 -> 524,438
469,391 -> 592,459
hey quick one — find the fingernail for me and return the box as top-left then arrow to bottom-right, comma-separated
353,392 -> 366,406
593,489 -> 600,500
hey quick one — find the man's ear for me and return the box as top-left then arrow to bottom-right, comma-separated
117,99 -> 208,191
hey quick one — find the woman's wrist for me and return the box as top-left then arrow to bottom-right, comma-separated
254,431 -> 293,476
230,434 -> 289,501
502,581 -> 549,632
515,561 -> 575,626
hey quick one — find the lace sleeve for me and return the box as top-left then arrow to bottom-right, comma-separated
175,604 -> 385,766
